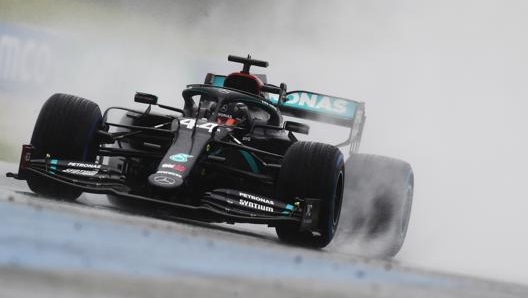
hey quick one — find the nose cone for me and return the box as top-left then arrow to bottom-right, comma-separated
148,172 -> 184,189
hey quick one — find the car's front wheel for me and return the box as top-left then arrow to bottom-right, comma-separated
26,93 -> 102,201
275,142 -> 345,248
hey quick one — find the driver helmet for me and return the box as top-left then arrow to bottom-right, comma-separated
216,102 -> 249,126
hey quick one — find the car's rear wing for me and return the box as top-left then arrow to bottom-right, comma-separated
204,73 -> 366,153
274,90 -> 365,153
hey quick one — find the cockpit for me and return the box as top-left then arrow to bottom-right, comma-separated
182,85 -> 281,128
181,55 -> 284,128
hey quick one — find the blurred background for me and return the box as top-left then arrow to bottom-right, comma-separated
1,0 -> 527,285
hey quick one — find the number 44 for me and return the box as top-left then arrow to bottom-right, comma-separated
180,118 -> 219,132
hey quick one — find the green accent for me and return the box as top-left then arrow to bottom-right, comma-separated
211,76 -> 226,87
282,204 -> 294,215
239,150 -> 259,174
49,159 -> 58,171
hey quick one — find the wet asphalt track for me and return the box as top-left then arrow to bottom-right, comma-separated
0,161 -> 527,298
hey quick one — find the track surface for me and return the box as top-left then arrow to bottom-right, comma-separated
1,161 -> 526,298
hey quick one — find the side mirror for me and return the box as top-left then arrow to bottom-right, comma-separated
279,83 -> 288,103
284,121 -> 309,135
261,84 -> 281,94
135,92 -> 158,105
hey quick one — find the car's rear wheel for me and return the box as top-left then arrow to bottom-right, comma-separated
275,142 -> 345,248
26,93 -> 102,201
338,154 -> 414,256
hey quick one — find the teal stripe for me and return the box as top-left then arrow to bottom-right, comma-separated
239,150 -> 259,174
282,204 -> 294,215
50,159 -> 58,171
211,76 -> 226,87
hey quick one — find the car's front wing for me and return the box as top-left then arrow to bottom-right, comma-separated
6,145 -> 319,229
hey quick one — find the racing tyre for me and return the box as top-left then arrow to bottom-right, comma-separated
26,93 -> 102,201
338,154 -> 414,256
275,142 -> 345,248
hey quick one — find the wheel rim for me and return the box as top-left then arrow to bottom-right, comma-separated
332,171 -> 344,228
400,172 -> 414,237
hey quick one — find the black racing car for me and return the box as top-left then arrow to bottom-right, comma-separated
7,55 -> 414,252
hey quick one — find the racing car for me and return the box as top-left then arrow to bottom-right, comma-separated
7,55 -> 413,253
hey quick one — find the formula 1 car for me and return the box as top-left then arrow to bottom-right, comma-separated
7,55 -> 414,253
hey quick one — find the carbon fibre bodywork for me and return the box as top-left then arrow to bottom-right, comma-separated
7,56 -> 365,233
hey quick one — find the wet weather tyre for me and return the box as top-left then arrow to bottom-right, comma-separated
341,154 -> 414,256
26,93 -> 102,201
275,142 -> 345,248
